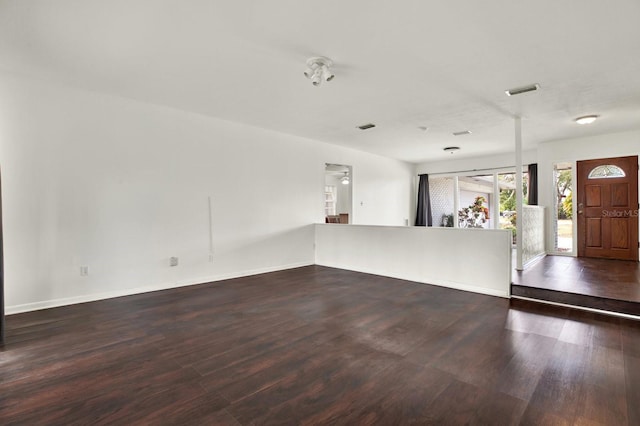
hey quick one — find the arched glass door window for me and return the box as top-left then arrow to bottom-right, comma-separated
587,165 -> 625,179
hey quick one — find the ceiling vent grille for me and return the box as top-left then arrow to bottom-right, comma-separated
505,83 -> 540,96
357,123 -> 376,130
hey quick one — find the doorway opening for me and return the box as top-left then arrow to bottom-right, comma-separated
324,164 -> 352,224
553,162 -> 573,254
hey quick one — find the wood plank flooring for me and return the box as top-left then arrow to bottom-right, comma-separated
512,255 -> 640,315
2,265 -> 640,425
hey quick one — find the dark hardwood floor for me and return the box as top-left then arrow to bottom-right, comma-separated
2,265 -> 640,425
513,255 -> 640,316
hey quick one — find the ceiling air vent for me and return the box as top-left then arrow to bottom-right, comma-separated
505,83 -> 540,96
453,130 -> 472,136
357,123 -> 376,130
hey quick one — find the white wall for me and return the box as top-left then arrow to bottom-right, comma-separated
0,73 -> 414,313
315,224 -> 512,298
537,130 -> 640,253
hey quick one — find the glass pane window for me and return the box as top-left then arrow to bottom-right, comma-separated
588,165 -> 625,179
497,172 -> 528,242
458,175 -> 493,229
429,177 -> 455,227
553,163 -> 573,253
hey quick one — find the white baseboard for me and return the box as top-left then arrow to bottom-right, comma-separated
422,279 -> 510,298
315,262 -> 510,298
5,261 -> 313,315
523,252 -> 546,268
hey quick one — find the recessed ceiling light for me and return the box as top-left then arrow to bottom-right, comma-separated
505,83 -> 540,96
453,130 -> 471,136
357,123 -> 376,130
574,115 -> 599,125
443,146 -> 460,154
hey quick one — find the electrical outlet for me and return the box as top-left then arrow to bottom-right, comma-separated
170,257 -> 179,267
208,253 -> 214,263
80,266 -> 89,276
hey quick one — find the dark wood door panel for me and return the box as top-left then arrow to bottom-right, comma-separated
611,218 -> 629,249
611,183 -> 629,207
585,185 -> 602,207
586,218 -> 602,248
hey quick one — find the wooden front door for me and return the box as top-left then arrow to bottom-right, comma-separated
577,156 -> 638,261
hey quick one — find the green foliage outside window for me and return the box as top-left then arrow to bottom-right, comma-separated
498,173 -> 528,213
556,169 -> 572,219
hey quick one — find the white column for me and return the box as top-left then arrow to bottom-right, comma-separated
515,117 -> 523,271
453,176 -> 460,228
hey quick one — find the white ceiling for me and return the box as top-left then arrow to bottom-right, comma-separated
1,0 -> 639,164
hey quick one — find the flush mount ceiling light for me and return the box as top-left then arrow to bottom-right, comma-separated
304,56 -> 335,87
574,115 -> 599,125
340,172 -> 350,185
505,83 -> 540,96
443,146 -> 460,154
